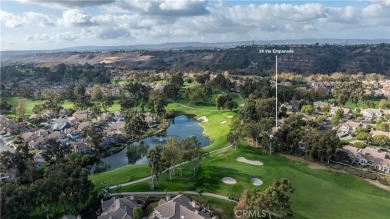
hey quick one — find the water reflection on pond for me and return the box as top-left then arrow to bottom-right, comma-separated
95,115 -> 211,173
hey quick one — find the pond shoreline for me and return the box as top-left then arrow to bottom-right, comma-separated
93,114 -> 211,173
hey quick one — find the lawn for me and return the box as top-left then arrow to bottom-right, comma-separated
115,145 -> 390,219
89,164 -> 150,192
2,97 -> 44,115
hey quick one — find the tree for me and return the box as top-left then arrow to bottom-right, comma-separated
201,86 -> 212,102
379,99 -> 387,109
88,124 -> 104,160
124,113 -> 148,140
321,130 -> 341,163
331,114 -> 340,127
148,145 -> 163,190
132,207 -> 143,219
62,166 -> 93,211
335,108 -> 344,118
166,137 -> 184,176
90,102 -> 102,115
300,105 -> 314,115
372,135 -> 389,147
274,114 -> 304,153
90,84 -> 103,101
182,136 -> 208,177
246,178 -> 294,219
355,128 -> 371,141
102,94 -> 114,112
74,84 -> 86,99
224,100 -> 238,111
0,100 -> 12,112
16,102 -> 25,118
43,139 -> 70,164
162,143 -> 178,181
119,93 -> 136,111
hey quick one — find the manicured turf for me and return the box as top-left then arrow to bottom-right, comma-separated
116,145 -> 390,219
89,164 -> 150,192
2,97 -> 44,115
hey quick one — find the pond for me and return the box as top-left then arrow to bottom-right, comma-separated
95,115 -> 211,172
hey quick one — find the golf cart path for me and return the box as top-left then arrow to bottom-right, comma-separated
110,191 -> 234,202
108,145 -> 233,189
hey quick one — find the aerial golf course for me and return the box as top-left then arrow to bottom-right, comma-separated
90,89 -> 390,219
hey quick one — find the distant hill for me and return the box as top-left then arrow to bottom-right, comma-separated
1,41 -> 390,75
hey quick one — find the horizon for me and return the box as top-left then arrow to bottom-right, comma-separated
1,0 -> 389,51
1,38 -> 389,52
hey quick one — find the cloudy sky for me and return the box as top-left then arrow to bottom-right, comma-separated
1,0 -> 389,50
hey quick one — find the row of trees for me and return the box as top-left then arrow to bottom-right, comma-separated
146,136 -> 208,189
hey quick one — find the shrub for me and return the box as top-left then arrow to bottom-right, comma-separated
362,173 -> 377,180
330,164 -> 342,170
378,177 -> 390,186
353,142 -> 365,148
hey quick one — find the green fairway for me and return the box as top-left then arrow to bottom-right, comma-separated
61,100 -> 74,109
89,164 -> 150,192
116,146 -> 390,219
2,97 -> 44,115
166,102 -> 236,152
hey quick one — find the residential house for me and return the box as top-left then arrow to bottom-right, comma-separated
98,197 -> 139,219
107,122 -> 125,135
336,146 -> 390,173
339,121 -> 368,132
99,113 -> 113,122
34,128 -> 49,137
361,108 -> 383,121
329,107 -> 352,117
313,101 -> 330,110
66,129 -> 82,139
72,142 -> 92,154
52,120 -> 72,131
150,195 -> 213,219
371,131 -> 390,139
29,136 -> 47,149
59,109 -> 71,118
78,121 -> 92,131
60,215 -> 80,219
144,114 -> 156,125
33,152 -> 46,168
28,114 -> 41,120
114,111 -> 127,122
21,132 -> 34,142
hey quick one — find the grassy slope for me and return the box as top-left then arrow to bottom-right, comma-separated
2,97 -> 44,115
118,146 -> 390,219
89,164 -> 150,192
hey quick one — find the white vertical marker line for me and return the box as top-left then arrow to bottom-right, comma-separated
276,55 -> 278,129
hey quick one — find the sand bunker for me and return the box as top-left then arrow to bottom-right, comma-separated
227,115 -> 233,118
219,120 -> 227,124
236,157 -> 263,166
222,177 -> 237,184
197,116 -> 209,123
251,178 -> 263,186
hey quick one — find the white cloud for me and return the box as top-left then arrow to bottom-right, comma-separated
117,0 -> 209,16
0,10 -> 26,27
25,12 -> 55,26
1,1 -> 389,50
19,0 -> 116,8
61,9 -> 93,27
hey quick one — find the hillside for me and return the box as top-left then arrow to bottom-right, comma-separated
2,44 -> 390,75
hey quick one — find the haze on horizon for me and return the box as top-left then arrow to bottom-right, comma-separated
1,0 -> 389,51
